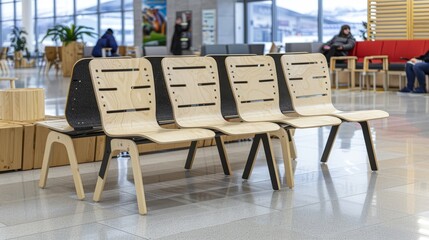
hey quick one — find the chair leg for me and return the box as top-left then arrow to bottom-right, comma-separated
358,121 -> 378,171
335,70 -> 339,89
39,131 -> 56,189
184,141 -> 198,170
288,129 -> 297,160
93,137 -> 114,202
359,73 -> 363,90
271,128 -> 294,188
321,125 -> 340,163
39,131 -> 85,200
383,72 -> 388,91
260,133 -> 280,190
214,136 -> 232,175
111,139 -> 147,215
242,134 -> 262,179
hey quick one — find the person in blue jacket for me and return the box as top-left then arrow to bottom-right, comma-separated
92,28 -> 118,57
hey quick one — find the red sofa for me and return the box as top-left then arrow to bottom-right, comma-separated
331,40 -> 429,90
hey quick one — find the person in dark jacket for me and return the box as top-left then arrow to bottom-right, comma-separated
170,17 -> 190,55
321,24 -> 356,63
399,51 -> 429,93
92,28 -> 118,57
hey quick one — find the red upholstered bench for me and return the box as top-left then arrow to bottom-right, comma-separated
331,39 -> 429,91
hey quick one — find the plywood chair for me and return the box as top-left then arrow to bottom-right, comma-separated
44,46 -> 61,74
225,55 -> 341,188
0,59 -> 18,88
89,57 -> 215,215
281,53 -> 389,170
38,58 -> 103,200
162,56 -> 282,190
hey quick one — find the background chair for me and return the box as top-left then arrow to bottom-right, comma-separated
162,56 -> 282,190
281,53 -> 389,170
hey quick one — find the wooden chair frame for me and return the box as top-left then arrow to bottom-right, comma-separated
225,55 -> 341,188
161,56 -> 282,190
281,53 -> 389,170
89,57 -> 215,215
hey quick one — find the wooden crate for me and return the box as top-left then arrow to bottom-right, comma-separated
0,88 -> 45,121
5,116 -> 65,170
0,122 -> 23,171
33,124 -> 96,168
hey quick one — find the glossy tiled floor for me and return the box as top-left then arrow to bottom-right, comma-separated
1,68 -> 429,239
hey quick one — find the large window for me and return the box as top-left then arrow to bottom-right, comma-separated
322,0 -> 367,42
0,0 -> 21,48
243,0 -> 367,44
276,0 -> 318,43
0,0 -> 135,52
247,1 -> 272,43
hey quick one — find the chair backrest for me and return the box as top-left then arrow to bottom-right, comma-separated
392,40 -> 426,63
266,53 -> 294,112
65,58 -> 101,130
209,54 -> 255,118
285,42 -> 312,53
145,56 -> 174,122
225,55 -> 283,121
354,41 -> 383,63
161,56 -> 226,127
89,58 -> 159,135
144,46 -> 168,56
280,53 -> 337,116
83,47 -> 94,57
0,47 -> 8,60
249,44 -> 265,55
201,44 -> 228,55
44,46 -> 57,62
227,44 -> 250,54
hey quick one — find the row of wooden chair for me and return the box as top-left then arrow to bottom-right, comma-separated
39,53 -> 388,215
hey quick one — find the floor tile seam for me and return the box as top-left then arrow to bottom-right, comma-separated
326,196 -> 416,217
97,221 -> 149,240
323,214 -> 422,238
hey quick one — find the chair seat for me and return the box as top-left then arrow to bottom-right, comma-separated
213,121 -> 280,135
37,119 -> 74,133
280,115 -> 342,128
107,127 -> 215,144
389,63 -> 406,71
242,112 -> 341,128
180,120 -> 280,136
333,110 -> 389,122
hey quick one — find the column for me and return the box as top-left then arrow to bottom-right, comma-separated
22,0 -> 34,52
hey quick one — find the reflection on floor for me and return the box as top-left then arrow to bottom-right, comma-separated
1,68 -> 429,239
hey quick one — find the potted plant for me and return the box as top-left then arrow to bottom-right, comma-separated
42,24 -> 96,46
42,24 -> 96,76
10,26 -> 31,68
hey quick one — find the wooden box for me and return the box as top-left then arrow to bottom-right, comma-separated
0,88 -> 45,121
33,124 -> 96,168
0,122 -> 23,171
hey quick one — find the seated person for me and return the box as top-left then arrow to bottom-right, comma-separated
321,24 -> 356,64
399,51 -> 429,93
92,28 -> 118,57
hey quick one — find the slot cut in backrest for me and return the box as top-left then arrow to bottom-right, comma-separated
161,56 -> 225,127
89,58 -> 158,135
225,56 -> 283,120
281,53 -> 337,115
